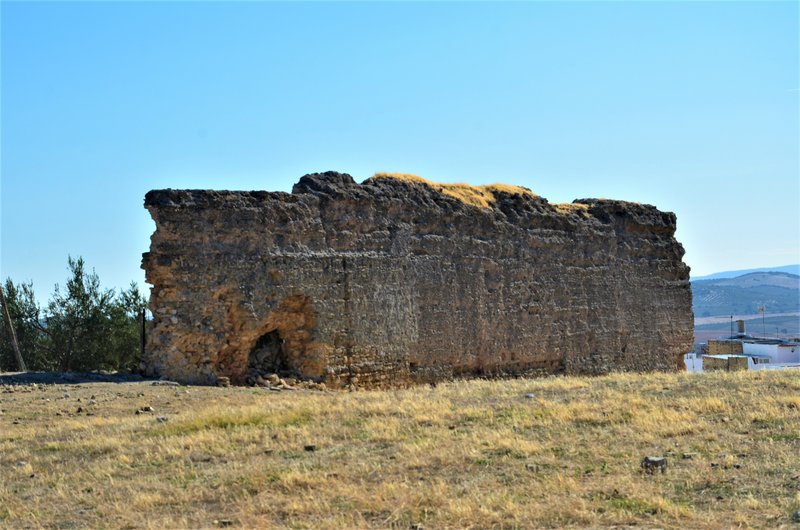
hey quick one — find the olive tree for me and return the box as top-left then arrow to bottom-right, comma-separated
40,257 -> 147,372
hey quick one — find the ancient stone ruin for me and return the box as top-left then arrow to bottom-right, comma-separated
142,171 -> 693,387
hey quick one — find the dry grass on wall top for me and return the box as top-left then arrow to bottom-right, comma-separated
2,370 -> 800,529
368,172 -> 537,209
553,202 -> 591,215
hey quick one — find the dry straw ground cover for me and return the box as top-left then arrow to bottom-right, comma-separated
1,370 -> 799,529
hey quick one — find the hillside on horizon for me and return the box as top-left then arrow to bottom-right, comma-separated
692,271 -> 800,318
692,264 -> 800,280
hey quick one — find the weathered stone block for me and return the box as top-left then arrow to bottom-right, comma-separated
141,171 -> 693,387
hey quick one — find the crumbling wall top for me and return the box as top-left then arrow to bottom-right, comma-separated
145,171 -> 678,235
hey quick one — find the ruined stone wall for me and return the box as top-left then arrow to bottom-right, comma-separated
707,340 -> 744,355
703,355 -> 749,372
142,171 -> 694,387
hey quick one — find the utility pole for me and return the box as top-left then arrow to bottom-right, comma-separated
0,286 -> 27,372
758,305 -> 766,337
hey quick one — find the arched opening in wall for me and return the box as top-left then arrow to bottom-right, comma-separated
246,329 -> 287,384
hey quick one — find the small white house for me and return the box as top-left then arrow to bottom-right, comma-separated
742,341 -> 799,364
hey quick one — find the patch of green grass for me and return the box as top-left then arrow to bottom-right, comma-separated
605,495 -> 661,516
154,406 -> 315,436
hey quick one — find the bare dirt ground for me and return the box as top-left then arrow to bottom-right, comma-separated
1,370 -> 799,529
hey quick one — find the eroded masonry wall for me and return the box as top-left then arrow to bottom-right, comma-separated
142,172 -> 693,386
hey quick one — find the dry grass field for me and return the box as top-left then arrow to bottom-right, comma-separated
1,370 -> 799,529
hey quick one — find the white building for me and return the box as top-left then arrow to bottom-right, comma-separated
685,319 -> 800,372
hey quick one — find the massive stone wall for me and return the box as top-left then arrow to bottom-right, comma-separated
142,171 -> 693,387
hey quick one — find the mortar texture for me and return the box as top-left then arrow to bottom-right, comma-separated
142,171 -> 694,387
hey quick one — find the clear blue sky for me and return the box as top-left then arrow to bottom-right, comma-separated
2,1 -> 798,302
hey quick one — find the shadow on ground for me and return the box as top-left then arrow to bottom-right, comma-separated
0,371 -> 152,385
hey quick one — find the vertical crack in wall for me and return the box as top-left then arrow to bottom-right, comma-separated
342,256 -> 355,386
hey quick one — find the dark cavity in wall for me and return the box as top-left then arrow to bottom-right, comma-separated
247,330 -> 287,384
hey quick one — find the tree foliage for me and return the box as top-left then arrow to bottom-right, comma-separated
0,256 -> 148,373
0,279 -> 49,371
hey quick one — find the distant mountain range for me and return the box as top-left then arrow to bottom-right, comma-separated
692,264 -> 800,281
692,269 -> 800,318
